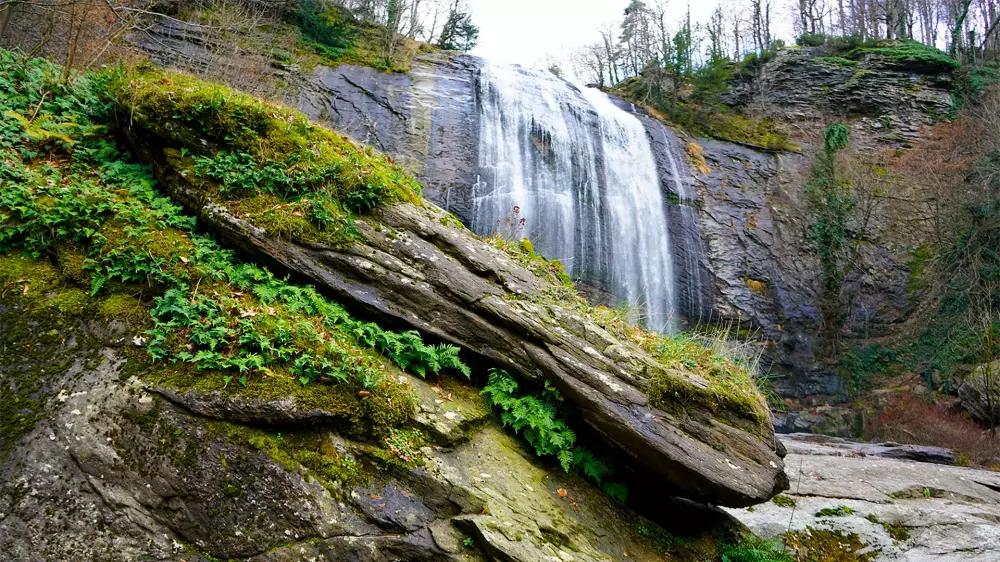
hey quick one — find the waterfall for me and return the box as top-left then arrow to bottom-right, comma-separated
473,63 -> 678,332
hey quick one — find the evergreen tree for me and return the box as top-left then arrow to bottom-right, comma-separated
436,3 -> 478,51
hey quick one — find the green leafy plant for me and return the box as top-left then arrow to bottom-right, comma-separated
0,49 -> 469,396
804,123 -> 853,355
720,535 -> 794,562
481,369 -> 627,502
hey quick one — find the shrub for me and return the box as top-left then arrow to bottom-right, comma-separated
797,32 -> 829,47
864,393 -> 1000,468
838,344 -> 896,395
850,40 -> 959,73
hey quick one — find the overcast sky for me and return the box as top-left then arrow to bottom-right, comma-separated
466,0 -> 796,70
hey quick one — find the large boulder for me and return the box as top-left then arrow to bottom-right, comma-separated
958,361 -> 1000,425
0,281 -> 713,561
115,77 -> 788,507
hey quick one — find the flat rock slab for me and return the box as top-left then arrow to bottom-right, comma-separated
727,434 -> 1000,561
784,432 -> 957,465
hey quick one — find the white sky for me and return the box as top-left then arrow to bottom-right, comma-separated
467,0 -> 796,70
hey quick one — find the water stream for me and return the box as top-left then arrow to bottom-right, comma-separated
473,63 -> 679,331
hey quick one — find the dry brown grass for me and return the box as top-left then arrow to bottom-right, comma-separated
864,392 -> 1000,469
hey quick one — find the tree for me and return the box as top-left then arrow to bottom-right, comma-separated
435,1 -> 477,51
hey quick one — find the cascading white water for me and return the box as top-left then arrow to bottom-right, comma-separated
474,63 -> 678,332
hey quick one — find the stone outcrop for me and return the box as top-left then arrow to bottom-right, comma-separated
0,296 -> 702,561
958,361 -> 1000,425
724,47 -> 954,147
727,433 -> 1000,561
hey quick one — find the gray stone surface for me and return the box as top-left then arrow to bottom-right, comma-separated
725,47 -> 954,146
727,434 -> 1000,561
0,298 -> 678,562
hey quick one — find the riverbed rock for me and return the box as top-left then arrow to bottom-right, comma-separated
727,434 -> 1000,561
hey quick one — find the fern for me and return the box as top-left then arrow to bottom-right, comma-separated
0,49 -> 470,392
481,369 -> 628,501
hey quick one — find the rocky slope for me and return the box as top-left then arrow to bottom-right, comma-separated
0,49 -> 788,561
0,276 -> 706,561
115,68 -> 787,508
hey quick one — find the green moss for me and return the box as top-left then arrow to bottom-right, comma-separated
486,235 -> 576,295
228,192 -> 359,247
97,294 -> 146,320
816,505 -> 856,517
772,494 -> 797,508
816,56 -> 859,67
0,258 -> 95,457
109,67 -> 423,212
55,246 -> 89,284
865,514 -> 910,542
612,75 -> 797,151
37,287 -> 89,315
784,528 -> 875,561
0,254 -> 62,295
850,40 -> 959,73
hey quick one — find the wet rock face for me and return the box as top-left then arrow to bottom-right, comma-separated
297,54 -> 481,220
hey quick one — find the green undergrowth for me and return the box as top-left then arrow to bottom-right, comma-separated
799,33 -> 958,74
0,50 -> 467,456
291,1 -> 427,72
771,494 -> 797,508
109,64 -> 422,244
590,307 -> 770,429
485,235 -> 576,298
784,527 -> 875,561
634,522 -> 794,562
614,73 -> 796,151
849,40 -> 959,73
481,369 -> 628,502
